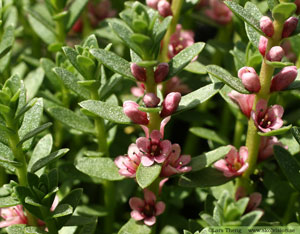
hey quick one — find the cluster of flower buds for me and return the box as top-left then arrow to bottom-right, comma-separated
214,146 -> 249,177
238,67 -> 261,93
251,99 -> 284,133
270,66 -> 298,92
146,0 -> 172,17
131,63 -> 170,84
204,0 -> 233,25
228,91 -> 255,118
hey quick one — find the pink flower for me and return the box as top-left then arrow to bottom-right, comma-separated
161,144 -> 192,177
136,130 -> 171,166
168,25 -> 195,59
260,16 -> 274,37
129,189 -> 165,226
259,36 -> 268,56
258,136 -> 286,161
282,17 -> 298,38
228,91 -> 255,118
266,46 -> 285,62
123,101 -> 149,125
270,66 -> 298,92
251,99 -> 284,133
214,146 -> 249,177
162,76 -> 190,96
237,67 -> 261,93
205,0 -> 233,25
143,93 -> 160,107
160,92 -> 181,118
235,187 -> 262,213
0,205 -> 27,228
115,143 -> 141,178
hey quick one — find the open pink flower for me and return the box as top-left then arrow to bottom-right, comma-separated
0,205 -> 27,228
161,144 -> 191,177
228,91 -> 255,118
163,76 -> 190,96
129,189 -> 165,226
235,187 -> 262,213
251,99 -> 284,133
136,130 -> 171,166
205,0 -> 232,25
115,143 -> 141,178
214,146 -> 249,177
258,136 -> 286,161
168,25 -> 195,59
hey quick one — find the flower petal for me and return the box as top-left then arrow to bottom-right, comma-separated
155,201 -> 166,216
131,210 -> 144,221
141,156 -> 154,167
136,137 -> 150,153
144,189 -> 156,205
129,197 -> 145,211
144,216 -> 156,226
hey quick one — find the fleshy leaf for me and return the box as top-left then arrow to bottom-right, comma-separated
272,3 -> 296,23
240,210 -> 264,227
190,127 -> 229,145
291,127 -> 300,145
118,218 -> 152,234
0,25 -> 15,59
0,196 -> 20,208
136,163 -> 162,189
258,124 -> 292,137
184,61 -> 207,74
66,0 -> 89,31
244,2 -> 262,48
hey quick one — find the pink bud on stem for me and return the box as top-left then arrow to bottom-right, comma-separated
260,16 -> 274,37
160,92 -> 181,118
282,17 -> 298,38
270,66 -> 298,92
123,101 -> 149,125
154,63 -> 169,83
266,46 -> 285,62
131,63 -> 147,82
259,36 -> 268,56
143,93 -> 160,107
157,0 -> 172,17
238,67 -> 261,93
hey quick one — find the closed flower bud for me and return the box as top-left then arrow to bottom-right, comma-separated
160,92 -> 181,118
259,36 -> 268,56
266,46 -> 285,62
282,17 -> 298,38
143,93 -> 160,107
157,0 -> 172,17
260,16 -> 274,37
146,0 -> 159,9
131,63 -> 147,82
123,101 -> 149,125
270,66 -> 298,92
154,63 -> 169,83
238,67 -> 256,79
241,73 -> 261,93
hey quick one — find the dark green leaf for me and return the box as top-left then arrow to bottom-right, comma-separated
190,146 -> 231,172
0,155 -> 22,167
176,83 -> 224,113
30,148 -> 69,173
52,204 -> 73,218
190,127 -> 229,145
136,164 -> 162,189
40,58 -> 62,90
272,3 -> 296,23
18,123 -> 52,147
258,125 -> 292,137
15,98 -> 38,120
267,0 -> 279,10
75,157 -> 124,181
240,210 -> 263,227
244,2 -> 262,48
118,218 -> 152,234
274,145 -> 300,191
90,48 -> 135,80
0,25 -> 14,59
66,0 -> 89,31
47,106 -> 94,134
291,127 -> 300,145
178,168 -> 232,188
167,42 -> 205,79
153,16 -> 172,48
79,100 -> 131,124
206,65 -> 250,94
99,74 -> 122,100
64,215 -> 98,226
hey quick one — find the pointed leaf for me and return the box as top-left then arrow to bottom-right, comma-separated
291,127 -> 300,145
66,0 -> 89,31
0,25 -> 14,59
52,204 -> 73,218
184,61 -> 207,74
136,164 -> 162,189
258,124 -> 292,137
153,16 -> 172,46
79,100 -> 131,124
18,123 -> 52,147
118,218 -> 152,234
24,67 -> 45,100
40,58 -> 62,90
62,47 -> 86,78
240,210 -> 263,227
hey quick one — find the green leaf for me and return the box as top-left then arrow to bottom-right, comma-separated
15,98 -> 38,120
40,58 -> 62,90
27,8 -> 56,45
258,125 -> 292,137
79,100 -> 131,124
53,67 -> 90,99
136,164 -> 162,189
267,0 -> 279,10
30,148 -> 69,173
224,1 -> 263,35
206,65 -> 250,94
7,224 -> 26,234
167,42 -> 205,79
152,16 -> 172,50
190,127 -> 229,145
24,67 -> 45,100
184,61 -> 207,74
47,106 -> 94,134
0,155 -> 22,167
18,123 -> 52,147
0,195 -> 20,208
178,168 -> 232,188
200,213 -> 218,226
291,127 -> 300,145
118,218 -> 152,234
66,0 -> 89,31
272,3 -> 296,23
99,74 -> 122,100
18,98 -> 44,151
28,134 -> 53,173
75,157 -> 124,181
274,145 -> 300,191
244,2 -> 262,48
25,227 -> 48,234
83,34 -> 99,48
190,146 -> 231,172
0,25 -> 14,59
265,60 -> 294,68
240,210 -> 263,227
62,47 -> 87,78
52,204 -> 73,218
90,48 -> 135,81
176,83 -> 224,113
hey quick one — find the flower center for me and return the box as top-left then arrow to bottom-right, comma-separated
259,114 -> 272,128
143,204 -> 155,217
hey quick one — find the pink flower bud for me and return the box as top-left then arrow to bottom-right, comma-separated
123,101 -> 149,125
266,46 -> 285,62
154,63 -> 169,83
157,0 -> 172,17
238,67 -> 261,93
143,93 -> 160,107
260,16 -> 274,37
259,36 -> 268,56
282,17 -> 298,38
160,92 -> 181,118
270,66 -> 298,92
146,0 -> 159,9
238,67 -> 256,79
296,0 -> 300,15
131,63 -> 147,82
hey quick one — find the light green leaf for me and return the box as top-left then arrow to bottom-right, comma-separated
0,196 -> 20,208
99,74 -> 122,100
190,127 -> 229,145
40,58 -> 62,90
7,224 -> 26,234
25,226 -> 48,234
0,25 -> 14,59
47,106 -> 94,134
62,47 -> 86,78
0,155 -> 22,167
118,218 -> 152,234
206,65 -> 250,94
30,148 -> 69,173
66,0 -> 89,31
184,61 -> 207,74
152,16 -> 172,50
240,210 -> 263,227
265,60 -> 294,68
18,123 -> 52,147
79,100 -> 131,124
272,3 -> 296,23
75,157 -> 124,181
136,164 -> 162,189
258,124 -> 292,137
24,67 -> 45,100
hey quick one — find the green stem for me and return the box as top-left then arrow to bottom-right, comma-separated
56,19 -> 66,44
233,112 -> 245,148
